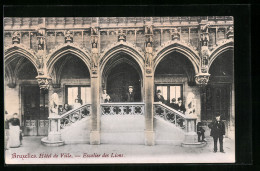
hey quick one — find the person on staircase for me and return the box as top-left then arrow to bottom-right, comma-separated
154,90 -> 165,104
176,98 -> 186,128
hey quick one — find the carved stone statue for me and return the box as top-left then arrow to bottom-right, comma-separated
50,93 -> 59,115
91,45 -> 99,68
91,27 -> 98,35
145,42 -> 153,67
201,48 -> 209,73
145,25 -> 153,35
200,23 -> 209,33
37,37 -> 45,50
171,28 -> 180,41
226,26 -> 234,39
118,30 -> 126,42
65,30 -> 73,43
200,23 -> 210,46
12,31 -> 21,44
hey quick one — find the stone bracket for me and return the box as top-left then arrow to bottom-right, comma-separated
195,73 -> 210,86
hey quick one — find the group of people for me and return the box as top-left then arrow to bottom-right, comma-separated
154,90 -> 186,113
58,103 -> 71,115
154,89 -> 186,127
154,89 -> 226,153
101,86 -> 136,103
5,112 -> 23,149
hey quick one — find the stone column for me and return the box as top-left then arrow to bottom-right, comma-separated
90,70 -> 101,144
144,25 -> 155,145
144,68 -> 155,146
90,27 -> 101,144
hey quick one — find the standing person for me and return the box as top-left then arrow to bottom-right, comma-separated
176,97 -> 186,114
64,103 -> 70,113
8,113 -> 22,148
5,111 -> 12,150
175,98 -> 186,128
58,105 -> 65,115
75,95 -> 83,105
101,89 -> 111,103
125,86 -> 135,102
154,90 -> 165,104
197,122 -> 206,142
208,114 -> 226,153
73,95 -> 82,109
168,98 -> 178,110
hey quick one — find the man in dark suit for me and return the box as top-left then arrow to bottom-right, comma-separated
154,90 -> 165,103
208,114 -> 226,153
176,97 -> 186,113
168,98 -> 178,110
125,86 -> 135,102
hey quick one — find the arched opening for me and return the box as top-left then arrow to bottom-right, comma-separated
100,52 -> 144,144
102,53 -> 143,102
51,54 -> 91,107
4,56 -> 49,136
201,50 -> 234,122
154,51 -> 196,106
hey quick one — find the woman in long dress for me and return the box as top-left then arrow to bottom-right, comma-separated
8,113 -> 22,148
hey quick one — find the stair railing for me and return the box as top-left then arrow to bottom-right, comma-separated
101,102 -> 145,115
154,102 -> 197,133
58,103 -> 91,129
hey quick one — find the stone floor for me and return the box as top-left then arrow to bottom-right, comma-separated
5,135 -> 235,164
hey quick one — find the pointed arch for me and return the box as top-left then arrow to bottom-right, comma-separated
208,40 -> 234,69
99,41 -> 145,76
4,45 -> 38,70
154,41 -> 200,74
47,44 -> 92,75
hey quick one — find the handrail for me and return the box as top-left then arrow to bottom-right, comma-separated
154,102 -> 197,132
101,102 -> 145,115
59,103 -> 91,118
58,103 -> 91,129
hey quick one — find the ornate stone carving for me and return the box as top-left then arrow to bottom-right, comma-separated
118,30 -> 126,42
36,74 -> 52,90
226,26 -> 234,39
91,27 -> 99,69
195,73 -> 210,86
12,31 -> 21,44
37,29 -> 45,51
64,30 -> 73,43
36,56 -> 44,70
201,46 -> 209,73
171,28 -> 180,41
146,68 -> 152,74
145,25 -> 153,68
199,22 -> 211,73
200,23 -> 210,47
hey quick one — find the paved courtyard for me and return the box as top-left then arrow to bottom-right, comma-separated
5,135 -> 235,164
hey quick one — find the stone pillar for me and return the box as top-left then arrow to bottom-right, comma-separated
90,27 -> 101,145
41,115 -> 64,146
90,70 -> 100,144
144,68 -> 155,146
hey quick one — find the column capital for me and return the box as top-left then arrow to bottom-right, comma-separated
36,74 -> 52,90
195,73 -> 210,86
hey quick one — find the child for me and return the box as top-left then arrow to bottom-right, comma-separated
197,122 -> 206,142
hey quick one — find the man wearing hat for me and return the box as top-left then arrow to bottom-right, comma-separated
154,90 -> 165,104
125,86 -> 135,102
176,97 -> 186,114
208,114 -> 226,153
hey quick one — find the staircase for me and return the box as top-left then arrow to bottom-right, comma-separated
100,103 -> 145,144
154,102 -> 206,147
42,102 -> 204,147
